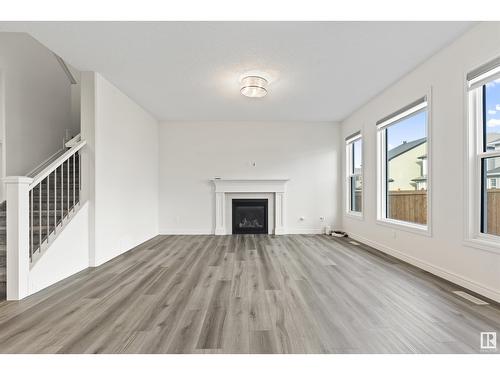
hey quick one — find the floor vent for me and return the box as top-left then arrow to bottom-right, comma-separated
453,291 -> 489,305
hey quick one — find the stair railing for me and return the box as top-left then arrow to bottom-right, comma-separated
4,136 -> 86,300
28,138 -> 86,261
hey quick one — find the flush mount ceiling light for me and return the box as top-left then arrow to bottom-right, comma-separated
240,75 -> 268,98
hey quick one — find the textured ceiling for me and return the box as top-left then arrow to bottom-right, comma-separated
0,21 -> 474,122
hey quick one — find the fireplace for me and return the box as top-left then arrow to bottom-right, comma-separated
232,199 -> 268,234
212,179 -> 288,235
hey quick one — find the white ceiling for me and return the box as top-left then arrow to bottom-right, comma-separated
0,22 -> 474,122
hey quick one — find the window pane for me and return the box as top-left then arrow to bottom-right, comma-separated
386,111 -> 427,225
353,139 -> 362,171
484,78 -> 500,152
350,175 -> 362,212
350,138 -> 362,213
481,156 -> 500,236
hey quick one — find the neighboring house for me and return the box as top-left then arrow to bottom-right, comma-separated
487,166 -> 500,189
387,138 -> 427,191
486,133 -> 500,189
388,133 -> 500,191
353,167 -> 362,190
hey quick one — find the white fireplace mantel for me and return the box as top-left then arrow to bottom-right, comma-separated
212,178 -> 289,235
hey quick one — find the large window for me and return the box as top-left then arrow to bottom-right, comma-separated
346,133 -> 362,214
377,97 -> 429,229
467,58 -> 500,240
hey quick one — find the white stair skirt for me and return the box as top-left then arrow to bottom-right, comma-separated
212,179 -> 289,235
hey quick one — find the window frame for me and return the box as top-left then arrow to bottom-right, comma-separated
345,132 -> 364,219
376,93 -> 432,236
465,67 -> 500,254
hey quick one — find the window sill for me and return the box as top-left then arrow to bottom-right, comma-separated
376,218 -> 431,237
463,237 -> 500,255
345,211 -> 364,221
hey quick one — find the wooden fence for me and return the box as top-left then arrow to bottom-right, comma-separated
486,189 -> 500,236
387,190 -> 427,225
354,189 -> 500,233
389,189 -> 500,233
353,190 -> 427,224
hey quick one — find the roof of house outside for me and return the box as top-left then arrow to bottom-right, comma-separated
412,176 -> 427,182
388,137 -> 426,160
487,166 -> 500,176
487,133 -> 500,145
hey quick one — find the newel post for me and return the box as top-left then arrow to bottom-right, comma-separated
4,176 -> 33,300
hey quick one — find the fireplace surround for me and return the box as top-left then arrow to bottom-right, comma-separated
212,179 -> 289,235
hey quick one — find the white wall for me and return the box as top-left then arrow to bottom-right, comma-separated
0,72 -> 5,200
26,70 -> 159,296
70,83 -> 81,133
0,33 -> 78,176
82,72 -> 159,266
159,121 -> 340,234
341,22 -> 500,302
29,203 -> 89,295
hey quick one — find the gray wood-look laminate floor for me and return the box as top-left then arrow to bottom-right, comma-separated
0,234 -> 499,354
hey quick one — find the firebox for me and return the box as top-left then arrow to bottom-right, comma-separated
232,199 -> 268,234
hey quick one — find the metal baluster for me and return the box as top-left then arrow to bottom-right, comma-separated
67,159 -> 70,214
61,164 -> 64,224
73,154 -> 75,212
30,190 -> 33,261
78,151 -> 81,206
39,181 -> 42,252
47,176 -> 50,244
54,169 -> 57,235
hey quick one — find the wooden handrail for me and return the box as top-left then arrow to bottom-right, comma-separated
29,139 -> 86,189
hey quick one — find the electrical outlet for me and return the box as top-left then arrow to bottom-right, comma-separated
319,216 -> 325,222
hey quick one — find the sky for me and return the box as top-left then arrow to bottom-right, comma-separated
352,110 -> 426,169
382,77 -> 500,152
353,139 -> 362,169
352,74 -> 499,171
386,111 -> 427,151
485,78 -> 500,135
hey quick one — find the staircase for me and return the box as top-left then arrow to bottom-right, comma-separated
1,135 -> 84,300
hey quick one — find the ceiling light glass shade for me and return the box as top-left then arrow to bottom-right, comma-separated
240,75 -> 268,98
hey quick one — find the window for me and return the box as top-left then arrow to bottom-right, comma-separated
467,58 -> 500,240
346,132 -> 363,215
377,97 -> 429,229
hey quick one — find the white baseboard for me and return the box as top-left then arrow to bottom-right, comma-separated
287,228 -> 324,234
348,232 -> 500,303
160,228 -> 212,235
160,228 -> 324,235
